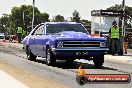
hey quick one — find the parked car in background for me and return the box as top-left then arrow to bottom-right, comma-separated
0,33 -> 5,42
22,22 -> 108,68
5,35 -> 10,40
5,34 -> 17,42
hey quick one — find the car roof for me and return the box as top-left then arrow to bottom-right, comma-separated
41,22 -> 81,25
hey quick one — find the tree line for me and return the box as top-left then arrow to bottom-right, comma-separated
0,4 -> 132,35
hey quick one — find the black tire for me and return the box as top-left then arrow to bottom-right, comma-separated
46,48 -> 56,66
93,55 -> 104,68
27,46 -> 36,61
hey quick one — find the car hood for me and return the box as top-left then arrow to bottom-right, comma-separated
50,31 -> 106,41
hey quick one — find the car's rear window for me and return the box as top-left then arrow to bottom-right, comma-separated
46,24 -> 88,34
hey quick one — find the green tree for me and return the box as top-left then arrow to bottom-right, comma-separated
107,4 -> 132,27
8,5 -> 49,34
71,10 -> 81,22
0,14 -> 9,33
52,15 -> 65,22
81,19 -> 91,26
7,14 -> 16,34
39,13 -> 50,23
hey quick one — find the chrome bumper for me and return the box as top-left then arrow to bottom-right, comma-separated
51,48 -> 109,52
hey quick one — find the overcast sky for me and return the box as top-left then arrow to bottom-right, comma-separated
0,0 -> 132,20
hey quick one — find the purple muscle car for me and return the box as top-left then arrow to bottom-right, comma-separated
22,22 -> 108,68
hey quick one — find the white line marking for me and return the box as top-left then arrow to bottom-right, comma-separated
0,70 -> 29,88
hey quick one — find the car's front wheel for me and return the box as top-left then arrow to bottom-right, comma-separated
27,46 -> 36,61
93,55 -> 104,68
46,48 -> 56,66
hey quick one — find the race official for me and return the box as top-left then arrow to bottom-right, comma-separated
109,21 -> 121,55
17,26 -> 23,43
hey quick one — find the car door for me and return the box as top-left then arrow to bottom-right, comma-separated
29,24 -> 43,55
31,24 -> 45,56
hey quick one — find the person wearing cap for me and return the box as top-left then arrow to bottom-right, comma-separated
109,21 -> 121,55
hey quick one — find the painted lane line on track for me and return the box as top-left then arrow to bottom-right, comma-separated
128,60 -> 132,62
0,70 -> 29,88
105,55 -> 132,64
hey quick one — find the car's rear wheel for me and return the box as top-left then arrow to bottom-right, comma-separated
27,46 -> 36,61
46,48 -> 56,66
93,55 -> 104,68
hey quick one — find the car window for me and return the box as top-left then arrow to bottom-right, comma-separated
46,24 -> 88,34
32,25 -> 45,36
